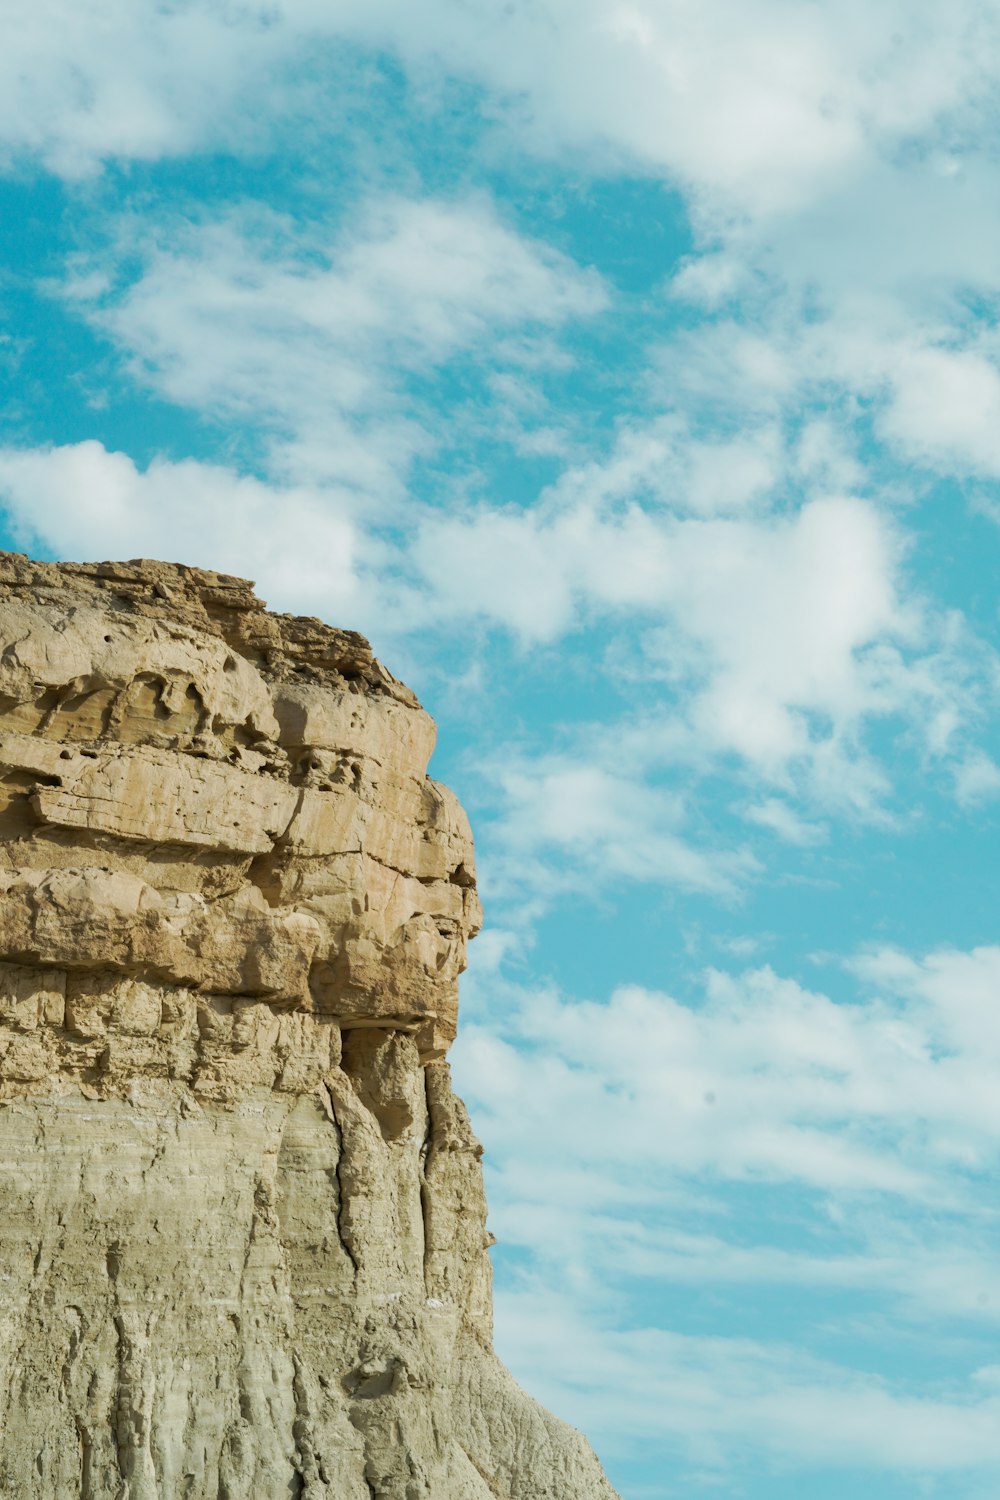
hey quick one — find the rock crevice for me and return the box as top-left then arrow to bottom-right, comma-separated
0,554 -> 618,1500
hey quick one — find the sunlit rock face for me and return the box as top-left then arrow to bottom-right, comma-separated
0,554 -> 618,1500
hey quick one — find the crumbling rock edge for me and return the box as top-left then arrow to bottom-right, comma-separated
0,554 -> 619,1500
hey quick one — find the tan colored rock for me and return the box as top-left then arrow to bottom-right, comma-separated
0,554 -> 618,1500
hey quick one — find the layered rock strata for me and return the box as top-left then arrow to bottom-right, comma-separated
0,554 -> 618,1500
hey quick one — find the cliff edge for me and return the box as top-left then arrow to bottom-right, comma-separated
0,554 -> 619,1499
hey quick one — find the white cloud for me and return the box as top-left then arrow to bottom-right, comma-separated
879,345 -> 1000,478
67,196 -> 605,489
0,1 -> 292,177
400,471 -> 984,914
6,2 -> 999,256
649,288 -> 1000,483
682,427 -> 782,514
0,441 -> 361,619
497,1284 -> 1000,1482
850,944 -> 1000,1064
303,0 -> 1000,222
455,946 -> 1000,1272
648,497 -> 909,769
793,418 -> 865,492
482,756 -> 756,904
451,946 -> 1000,1477
495,1217 -> 1000,1329
421,489 -> 956,799
954,752 -> 1000,806
493,1285 -> 1000,1477
655,136 -> 1000,490
743,798 -> 827,846
459,966 -> 962,1199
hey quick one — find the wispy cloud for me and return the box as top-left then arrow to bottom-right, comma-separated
0,1 -> 298,176
495,1284 -> 1000,1481
64,195 -> 607,488
458,957 -> 1000,1200
453,944 -> 1000,1478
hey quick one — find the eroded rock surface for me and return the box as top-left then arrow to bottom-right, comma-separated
0,554 -> 618,1500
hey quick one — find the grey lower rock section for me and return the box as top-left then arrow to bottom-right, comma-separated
0,554 -> 619,1500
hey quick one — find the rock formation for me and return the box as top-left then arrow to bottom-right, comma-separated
0,553 -> 618,1500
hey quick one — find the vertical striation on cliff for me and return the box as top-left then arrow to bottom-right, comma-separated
0,554 -> 619,1500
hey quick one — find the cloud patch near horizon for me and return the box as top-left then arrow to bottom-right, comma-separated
457,948 -> 1000,1205
452,944 -> 1000,1480
493,1283 -> 1000,1481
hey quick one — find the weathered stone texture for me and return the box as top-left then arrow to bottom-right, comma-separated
0,554 -> 618,1500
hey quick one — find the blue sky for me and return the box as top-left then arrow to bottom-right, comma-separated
4,4 -> 1000,1495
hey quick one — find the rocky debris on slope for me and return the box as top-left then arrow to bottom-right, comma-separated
0,554 -> 619,1500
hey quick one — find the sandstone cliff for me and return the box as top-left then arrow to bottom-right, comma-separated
0,554 -> 619,1500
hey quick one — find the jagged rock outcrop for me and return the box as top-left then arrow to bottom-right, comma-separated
0,554 -> 618,1500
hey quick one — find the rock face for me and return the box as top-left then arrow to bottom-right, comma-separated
0,554 -> 619,1500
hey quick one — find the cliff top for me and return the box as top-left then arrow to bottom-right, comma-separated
0,551 -> 417,704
